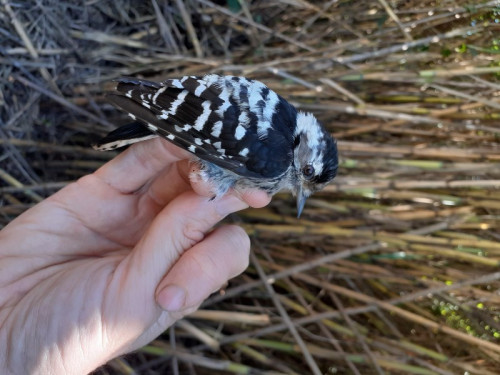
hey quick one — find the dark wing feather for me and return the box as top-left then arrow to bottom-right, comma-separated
93,121 -> 157,150
106,92 -> 243,172
105,76 -> 294,179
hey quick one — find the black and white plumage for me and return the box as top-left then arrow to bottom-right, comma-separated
94,75 -> 338,216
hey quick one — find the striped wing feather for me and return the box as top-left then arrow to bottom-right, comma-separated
108,76 -> 294,179
109,77 -> 249,173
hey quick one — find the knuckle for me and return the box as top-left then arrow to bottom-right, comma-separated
181,221 -> 206,247
169,195 -> 227,251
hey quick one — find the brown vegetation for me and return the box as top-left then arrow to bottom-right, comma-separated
1,0 -> 499,373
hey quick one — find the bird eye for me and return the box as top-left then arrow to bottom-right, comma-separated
302,165 -> 315,179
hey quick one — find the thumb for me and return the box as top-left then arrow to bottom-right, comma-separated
155,225 -> 250,312
116,191 -> 248,316
102,193 -> 249,353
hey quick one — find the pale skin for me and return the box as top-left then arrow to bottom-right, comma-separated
0,138 -> 270,374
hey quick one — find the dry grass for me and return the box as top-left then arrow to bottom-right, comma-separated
1,0 -> 500,374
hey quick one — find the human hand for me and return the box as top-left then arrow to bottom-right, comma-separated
0,138 -> 270,374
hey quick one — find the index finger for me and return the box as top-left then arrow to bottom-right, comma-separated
95,137 -> 192,193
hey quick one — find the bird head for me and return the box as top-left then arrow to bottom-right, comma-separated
292,112 -> 338,217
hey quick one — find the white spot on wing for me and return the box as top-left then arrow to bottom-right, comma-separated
211,121 -> 223,138
152,86 -> 167,104
147,123 -> 158,131
159,90 -> 189,119
238,111 -> 249,126
247,80 -> 266,111
127,113 -> 136,120
167,134 -> 175,140
231,79 -> 242,105
246,80 -> 276,138
188,145 -> 196,153
193,101 -> 212,131
235,124 -> 246,140
258,90 -> 279,137
194,84 -> 207,97
239,148 -> 249,157
203,74 -> 220,88
214,81 -> 232,121
194,138 -> 202,145
141,101 -> 151,109
212,140 -> 226,156
170,90 -> 188,114
170,80 -> 184,89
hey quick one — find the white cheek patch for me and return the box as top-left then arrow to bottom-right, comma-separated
294,112 -> 330,178
312,159 -> 324,176
312,139 -> 329,176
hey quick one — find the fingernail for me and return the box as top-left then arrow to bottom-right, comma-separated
157,284 -> 186,311
215,195 -> 248,216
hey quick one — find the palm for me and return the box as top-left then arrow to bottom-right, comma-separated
0,139 -> 269,373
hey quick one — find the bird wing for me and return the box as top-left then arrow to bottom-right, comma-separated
101,76 -> 295,179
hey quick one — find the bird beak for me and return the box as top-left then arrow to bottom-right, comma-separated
296,187 -> 307,218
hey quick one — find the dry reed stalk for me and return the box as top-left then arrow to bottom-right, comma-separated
1,0 -> 499,373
